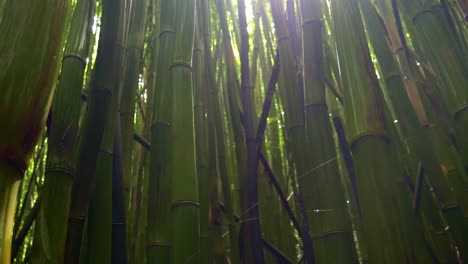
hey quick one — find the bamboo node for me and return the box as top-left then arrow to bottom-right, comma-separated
100,147 -> 113,156
170,61 -> 193,72
277,35 -> 290,43
310,230 -> 351,240
115,41 -> 126,51
62,54 -> 86,65
287,123 -> 305,130
302,18 -> 322,27
127,45 -> 143,57
44,166 -> 73,177
151,121 -> 170,129
146,241 -> 171,248
385,72 -> 402,83
171,200 -> 200,210
304,103 -> 327,109
349,132 -> 388,151
0,151 -> 27,176
119,110 -> 134,116
159,25 -> 175,37
411,9 -> 433,25
68,216 -> 85,224
88,87 -> 113,96
454,105 -> 468,120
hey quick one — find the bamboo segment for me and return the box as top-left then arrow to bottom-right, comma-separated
0,162 -> 20,264
215,0 -> 249,222
0,0 -> 71,262
147,0 -> 174,261
363,1 -> 468,261
120,0 -> 148,218
37,0 -> 95,262
129,2 -> 160,262
456,0 -> 468,20
299,0 -> 357,262
81,112 -> 114,263
396,0 -> 468,174
65,0 -> 126,262
169,0 -> 199,263
199,0 -> 241,261
6,0 -> 468,262
237,0 -> 265,262
193,18 -> 211,263
359,2 -> 453,262
329,0 -> 420,262
268,0 -> 316,261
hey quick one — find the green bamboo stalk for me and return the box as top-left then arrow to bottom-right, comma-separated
258,165 -> 280,264
257,32 -> 297,259
120,0 -> 148,218
237,0 -> 265,262
226,0 -> 241,51
112,110 -> 128,264
214,2 -> 252,260
168,1 -> 199,263
130,3 -> 160,262
329,0 -> 424,262
35,0 -> 95,262
198,1 -> 240,261
396,0 -> 468,175
80,110 -> 114,263
299,0 -> 357,262
363,1 -> 468,262
0,0 -> 71,262
65,0 -> 126,261
268,0 -> 315,262
456,0 -> 468,20
193,16 -> 211,263
211,49 -> 242,264
215,0 -> 248,209
146,0 -> 174,261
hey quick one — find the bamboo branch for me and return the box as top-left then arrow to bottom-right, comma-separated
112,112 -> 128,264
256,50 -> 280,147
133,133 -> 151,151
13,136 -> 46,237
258,152 -> 308,246
332,116 -> 361,215
262,237 -> 293,264
11,194 -> 42,260
412,162 -> 424,212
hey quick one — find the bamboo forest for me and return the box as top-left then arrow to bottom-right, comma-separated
3,0 -> 468,263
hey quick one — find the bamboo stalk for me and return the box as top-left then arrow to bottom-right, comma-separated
0,0 -> 71,262
237,0 -> 264,262
168,0 -> 199,262
146,0 -> 175,260
120,0 -> 148,219
36,0 -> 95,262
65,0 -> 126,261
299,0 -> 357,262
193,14 -> 210,263
268,0 -> 316,261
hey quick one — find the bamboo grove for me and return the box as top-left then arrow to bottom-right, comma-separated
1,0 -> 468,263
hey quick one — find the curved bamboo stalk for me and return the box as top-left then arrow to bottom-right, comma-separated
0,0 -> 71,262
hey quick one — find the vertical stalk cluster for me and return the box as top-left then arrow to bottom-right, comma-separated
4,0 -> 468,263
